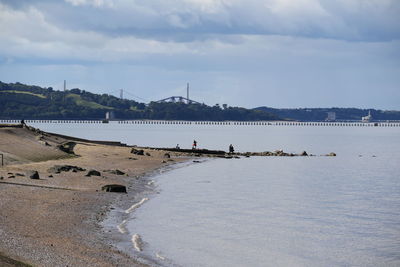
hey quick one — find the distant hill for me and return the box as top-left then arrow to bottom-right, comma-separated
255,107 -> 400,122
0,81 -> 279,121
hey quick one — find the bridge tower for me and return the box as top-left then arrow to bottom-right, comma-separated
186,83 -> 189,104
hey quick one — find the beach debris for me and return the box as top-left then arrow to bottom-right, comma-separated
48,175 -> 53,178
86,169 -> 101,177
0,176 -> 3,180
326,152 -> 337,157
145,152 -> 151,156
131,148 -> 144,155
15,173 -> 25,177
128,157 -> 138,160
48,165 -> 86,174
300,151 -> 308,156
8,175 -> 15,179
101,184 -> 127,193
27,170 -> 40,179
162,160 -> 167,163
163,153 -> 171,158
132,234 -> 144,252
193,160 -> 201,163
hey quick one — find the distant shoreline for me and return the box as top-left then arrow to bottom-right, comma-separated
2,119 -> 400,128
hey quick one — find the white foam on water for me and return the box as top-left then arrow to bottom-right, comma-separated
125,198 -> 149,214
117,219 -> 128,234
155,252 -> 166,260
132,234 -> 143,252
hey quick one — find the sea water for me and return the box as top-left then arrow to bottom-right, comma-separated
30,122 -> 400,266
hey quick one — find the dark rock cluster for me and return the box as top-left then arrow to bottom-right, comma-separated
131,148 -> 144,155
85,170 -> 101,177
26,170 -> 40,179
48,165 -> 86,174
104,169 -> 125,175
101,184 -> 127,193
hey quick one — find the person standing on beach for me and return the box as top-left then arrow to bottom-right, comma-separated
192,140 -> 197,149
229,144 -> 234,154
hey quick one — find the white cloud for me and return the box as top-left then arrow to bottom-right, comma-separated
0,3 -> 205,63
64,0 -> 114,8
0,0 -> 399,109
52,0 -> 400,42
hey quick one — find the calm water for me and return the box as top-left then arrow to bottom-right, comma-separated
31,122 -> 400,266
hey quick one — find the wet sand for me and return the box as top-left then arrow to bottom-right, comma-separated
0,125 -> 187,266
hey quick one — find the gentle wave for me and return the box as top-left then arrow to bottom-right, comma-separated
156,252 -> 166,260
117,219 -> 128,234
125,198 -> 149,214
132,234 -> 143,252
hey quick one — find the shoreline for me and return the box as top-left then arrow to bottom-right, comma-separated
101,159 -> 201,267
0,124 -> 336,266
0,124 -> 192,266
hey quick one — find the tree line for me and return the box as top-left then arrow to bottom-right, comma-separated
0,81 -> 279,121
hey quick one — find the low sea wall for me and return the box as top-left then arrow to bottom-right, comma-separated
0,120 -> 399,127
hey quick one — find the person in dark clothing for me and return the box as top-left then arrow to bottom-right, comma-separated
192,140 -> 197,149
229,144 -> 234,154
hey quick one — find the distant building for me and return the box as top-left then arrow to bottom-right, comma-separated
105,111 -> 115,121
362,110 -> 372,122
325,112 -> 336,121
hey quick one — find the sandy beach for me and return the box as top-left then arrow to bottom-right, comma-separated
0,124 -> 187,266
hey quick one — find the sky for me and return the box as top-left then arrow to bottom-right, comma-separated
0,0 -> 399,109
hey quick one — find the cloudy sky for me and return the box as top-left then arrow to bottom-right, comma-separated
0,0 -> 399,109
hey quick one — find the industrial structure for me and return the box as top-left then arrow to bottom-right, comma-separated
156,83 -> 201,104
105,111 -> 115,121
362,111 -> 372,122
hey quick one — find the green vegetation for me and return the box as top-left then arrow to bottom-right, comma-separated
66,94 -> 113,110
0,81 -> 279,121
0,90 -> 46,99
1,81 -> 399,121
